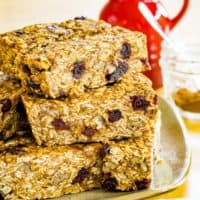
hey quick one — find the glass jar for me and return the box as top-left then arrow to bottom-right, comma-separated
160,43 -> 200,132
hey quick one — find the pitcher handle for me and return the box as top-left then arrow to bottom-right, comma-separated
171,0 -> 190,29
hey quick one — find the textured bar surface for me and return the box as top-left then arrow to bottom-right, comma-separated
22,74 -> 158,146
0,77 -> 28,140
102,130 -> 155,191
0,130 -> 157,199
0,18 -> 149,98
0,141 -> 102,200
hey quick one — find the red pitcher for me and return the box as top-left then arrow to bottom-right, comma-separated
100,0 -> 190,88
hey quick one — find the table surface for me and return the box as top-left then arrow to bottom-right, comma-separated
0,1 -> 200,199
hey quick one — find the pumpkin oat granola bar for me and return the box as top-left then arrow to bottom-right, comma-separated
0,140 -> 102,200
0,18 -> 149,98
22,73 -> 158,146
0,130 -> 156,199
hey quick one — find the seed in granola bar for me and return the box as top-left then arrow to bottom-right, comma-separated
135,179 -> 151,190
120,42 -> 132,59
107,109 -> 122,123
102,177 -> 118,191
51,118 -> 69,131
74,16 -> 86,20
22,64 -> 31,75
82,127 -> 96,137
27,80 -> 40,89
100,144 -> 110,158
72,61 -> 85,79
130,96 -> 150,111
72,168 -> 89,184
1,99 -> 12,113
106,61 -> 128,82
15,29 -> 24,35
141,58 -> 151,69
47,24 -> 59,31
47,24 -> 68,35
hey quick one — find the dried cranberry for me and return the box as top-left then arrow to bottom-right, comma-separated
72,61 -> 85,79
100,144 -> 110,158
102,177 -> 118,191
74,16 -> 86,20
27,80 -> 40,89
1,99 -> 12,112
72,168 -> 89,184
120,42 -> 132,59
51,118 -> 69,130
107,109 -> 122,123
22,64 -> 31,75
135,179 -> 151,190
130,96 -> 150,111
82,127 -> 96,137
106,61 -> 128,82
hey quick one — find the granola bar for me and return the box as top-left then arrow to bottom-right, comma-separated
0,78 -> 28,140
101,129 -> 155,191
0,18 -> 149,98
22,73 -> 158,146
0,128 -> 157,199
0,141 -> 102,200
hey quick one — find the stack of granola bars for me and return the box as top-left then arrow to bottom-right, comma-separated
0,18 -> 159,200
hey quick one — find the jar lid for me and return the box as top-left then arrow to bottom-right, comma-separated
160,42 -> 200,74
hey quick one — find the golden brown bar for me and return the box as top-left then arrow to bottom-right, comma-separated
0,132 -> 157,199
0,18 -> 149,98
22,74 -> 158,146
0,141 -> 102,200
